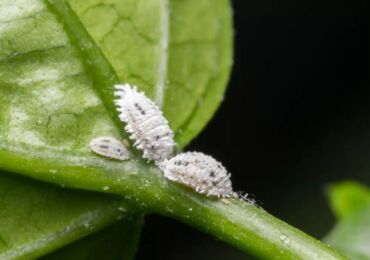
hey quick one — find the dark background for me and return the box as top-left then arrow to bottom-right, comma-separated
137,0 -> 370,259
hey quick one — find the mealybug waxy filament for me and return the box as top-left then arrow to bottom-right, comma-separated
90,136 -> 129,160
159,152 -> 233,198
114,84 -> 175,162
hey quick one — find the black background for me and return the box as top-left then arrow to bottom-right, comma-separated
137,0 -> 370,259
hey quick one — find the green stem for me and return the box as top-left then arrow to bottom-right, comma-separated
159,189 -> 346,259
0,147 -> 346,259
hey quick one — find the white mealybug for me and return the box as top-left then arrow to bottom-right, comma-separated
159,152 -> 233,198
90,136 -> 129,160
114,84 -> 175,162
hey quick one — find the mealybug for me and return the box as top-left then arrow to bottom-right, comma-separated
90,136 -> 129,160
159,152 -> 233,198
114,84 -> 175,162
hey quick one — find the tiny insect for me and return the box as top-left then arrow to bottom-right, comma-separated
114,84 -> 175,162
90,136 -> 129,160
159,152 -> 234,198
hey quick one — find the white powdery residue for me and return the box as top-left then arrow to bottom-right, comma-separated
88,118 -> 118,144
16,68 -> 62,85
8,106 -> 29,122
27,79 -> 99,123
8,129 -> 45,146
0,21 -> 13,34
33,85 -> 65,107
17,58 -> 82,85
13,58 -> 83,86
0,0 -> 44,23
7,106 -> 45,146
80,88 -> 101,108
57,84 -> 101,116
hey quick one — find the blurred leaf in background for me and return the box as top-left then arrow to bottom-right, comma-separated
325,181 -> 370,259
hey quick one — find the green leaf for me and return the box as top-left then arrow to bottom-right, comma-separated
0,171 -> 138,259
0,0 -> 233,164
327,181 -> 370,220
325,205 -> 370,260
0,0 -> 232,257
41,219 -> 143,260
325,181 -> 370,259
325,182 -> 370,258
66,0 -> 233,147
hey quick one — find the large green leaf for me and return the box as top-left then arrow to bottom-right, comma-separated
0,171 -> 137,260
325,181 -> 370,259
0,0 -> 232,258
41,219 -> 142,260
66,0 -> 233,147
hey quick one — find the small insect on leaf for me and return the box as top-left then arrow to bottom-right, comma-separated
90,136 -> 129,161
114,84 -> 175,162
159,152 -> 234,198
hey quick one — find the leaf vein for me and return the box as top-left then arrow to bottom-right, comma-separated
0,45 -> 67,64
154,0 -> 169,108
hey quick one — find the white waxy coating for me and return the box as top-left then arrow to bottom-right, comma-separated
159,152 -> 233,198
114,84 -> 175,162
90,136 -> 129,160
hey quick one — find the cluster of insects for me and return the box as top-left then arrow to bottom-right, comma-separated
90,84 -> 234,198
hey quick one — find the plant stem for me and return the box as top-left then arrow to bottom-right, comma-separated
157,187 -> 347,260
0,148 -> 346,259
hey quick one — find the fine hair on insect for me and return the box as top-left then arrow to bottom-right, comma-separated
114,84 -> 175,163
159,151 -> 234,198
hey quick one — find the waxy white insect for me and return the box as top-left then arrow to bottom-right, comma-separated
90,136 -> 129,160
159,152 -> 234,198
114,84 -> 175,162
